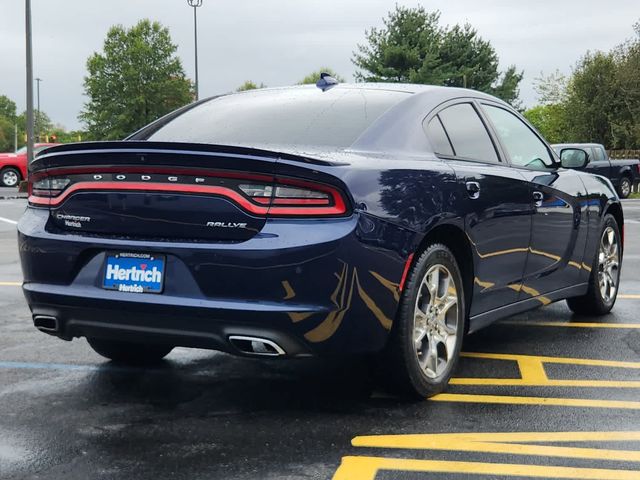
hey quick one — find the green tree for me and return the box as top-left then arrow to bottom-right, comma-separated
352,5 -> 522,104
524,70 -> 570,143
0,95 -> 17,121
534,70 -> 569,105
524,104 -> 568,144
236,80 -> 266,91
0,117 -> 15,152
80,19 -> 193,140
297,68 -> 346,85
609,22 -> 640,148
0,95 -> 18,152
15,110 -> 53,145
564,51 -> 618,146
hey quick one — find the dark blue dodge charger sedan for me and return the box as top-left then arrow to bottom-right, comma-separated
18,83 -> 623,397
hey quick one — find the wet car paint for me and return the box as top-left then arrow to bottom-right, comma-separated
17,86 -> 623,362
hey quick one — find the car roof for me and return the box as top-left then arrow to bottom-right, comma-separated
231,84 -> 510,155
135,83 -> 512,157
552,143 -> 604,148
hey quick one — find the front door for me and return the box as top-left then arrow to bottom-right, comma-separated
480,103 -> 589,298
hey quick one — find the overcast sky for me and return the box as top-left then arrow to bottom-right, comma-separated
1,0 -> 638,130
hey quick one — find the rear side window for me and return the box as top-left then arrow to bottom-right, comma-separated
436,103 -> 499,163
425,116 -> 454,156
592,146 -> 606,162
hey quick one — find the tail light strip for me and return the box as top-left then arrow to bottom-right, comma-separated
28,173 -> 348,217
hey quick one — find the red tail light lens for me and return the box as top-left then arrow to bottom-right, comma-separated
30,177 -> 71,198
28,170 -> 349,217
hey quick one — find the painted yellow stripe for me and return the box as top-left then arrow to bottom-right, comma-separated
430,393 -> 640,409
333,456 -> 640,480
507,321 -> 640,329
461,352 -> 640,369
0,281 -> 21,286
354,430 -> 640,444
450,378 -> 640,388
352,432 -> 640,462
619,294 -> 640,299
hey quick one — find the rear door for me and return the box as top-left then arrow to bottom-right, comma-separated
425,101 -> 532,316
480,103 -> 588,296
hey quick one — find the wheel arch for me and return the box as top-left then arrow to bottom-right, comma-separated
604,201 -> 624,251
410,222 -> 474,324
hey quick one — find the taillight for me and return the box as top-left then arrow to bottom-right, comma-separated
30,177 -> 71,198
28,170 -> 349,217
238,180 -> 346,215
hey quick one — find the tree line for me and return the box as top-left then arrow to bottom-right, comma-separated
1,7 -> 638,150
524,22 -> 640,149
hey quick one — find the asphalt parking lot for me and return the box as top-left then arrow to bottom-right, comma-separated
1,192 -> 640,479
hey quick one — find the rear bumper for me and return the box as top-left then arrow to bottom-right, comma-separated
19,207 -> 415,355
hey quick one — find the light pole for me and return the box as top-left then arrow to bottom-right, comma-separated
35,77 -> 42,141
25,0 -> 34,166
187,0 -> 202,100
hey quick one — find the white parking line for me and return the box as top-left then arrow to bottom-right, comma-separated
0,216 -> 17,225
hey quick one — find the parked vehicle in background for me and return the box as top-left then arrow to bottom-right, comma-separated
0,143 -> 61,187
552,143 -> 640,198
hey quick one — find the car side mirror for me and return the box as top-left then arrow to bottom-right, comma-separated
560,148 -> 589,169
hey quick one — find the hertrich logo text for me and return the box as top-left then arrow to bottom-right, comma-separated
105,264 -> 162,293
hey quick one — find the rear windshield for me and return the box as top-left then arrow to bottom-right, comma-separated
142,87 -> 409,150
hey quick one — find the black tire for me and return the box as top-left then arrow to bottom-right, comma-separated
87,337 -> 173,364
378,243 -> 466,398
618,176 -> 632,199
1,167 -> 21,188
567,214 -> 621,315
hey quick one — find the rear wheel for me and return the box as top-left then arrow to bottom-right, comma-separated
1,167 -> 21,188
618,176 -> 632,199
567,214 -> 621,315
378,243 -> 465,398
87,337 -> 173,364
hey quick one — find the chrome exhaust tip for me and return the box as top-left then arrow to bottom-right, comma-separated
228,335 -> 286,356
33,315 -> 59,333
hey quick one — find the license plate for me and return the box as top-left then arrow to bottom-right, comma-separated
103,253 -> 165,294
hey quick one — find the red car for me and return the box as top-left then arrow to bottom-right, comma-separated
0,143 -> 60,187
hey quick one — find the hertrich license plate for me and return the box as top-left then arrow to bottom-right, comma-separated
103,253 -> 165,294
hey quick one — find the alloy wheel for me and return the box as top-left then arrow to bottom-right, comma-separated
413,264 -> 459,379
598,226 -> 620,303
621,179 -> 631,198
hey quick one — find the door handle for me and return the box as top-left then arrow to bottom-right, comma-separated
465,181 -> 481,199
533,191 -> 544,207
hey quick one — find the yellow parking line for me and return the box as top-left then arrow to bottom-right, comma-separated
450,378 -> 640,388
452,352 -> 640,388
352,431 -> 640,462
333,456 -> 640,480
619,294 -> 640,299
429,393 -> 640,409
506,321 -> 640,329
461,352 -> 640,369
0,281 -> 21,286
